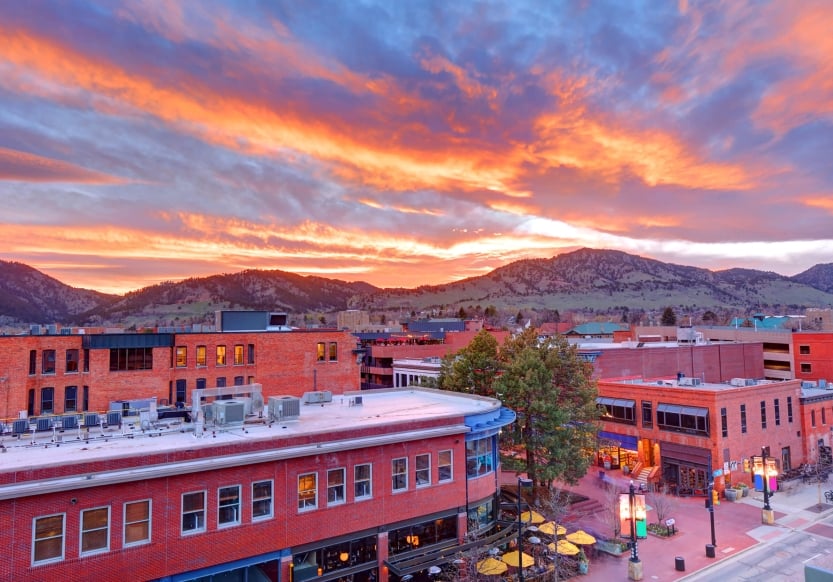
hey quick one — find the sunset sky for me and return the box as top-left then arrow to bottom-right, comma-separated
2,1 -> 833,295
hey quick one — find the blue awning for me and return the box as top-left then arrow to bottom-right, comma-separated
598,431 -> 638,450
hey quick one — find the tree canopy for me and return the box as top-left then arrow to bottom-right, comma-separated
660,306 -> 677,326
439,327 -> 599,488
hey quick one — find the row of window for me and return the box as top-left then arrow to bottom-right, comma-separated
316,342 -> 339,362
175,344 -> 256,368
32,452 -> 456,565
732,396 -> 794,435
29,349 -> 87,376
27,385 -> 89,416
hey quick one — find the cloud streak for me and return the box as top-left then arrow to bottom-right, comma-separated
1,1 -> 832,294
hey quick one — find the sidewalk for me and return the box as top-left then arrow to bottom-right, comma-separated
521,470 -> 833,581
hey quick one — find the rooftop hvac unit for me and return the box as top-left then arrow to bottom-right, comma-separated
744,378 -> 758,386
214,400 -> 245,426
729,378 -> 747,387
678,377 -> 702,387
303,391 -> 333,404
268,396 -> 301,422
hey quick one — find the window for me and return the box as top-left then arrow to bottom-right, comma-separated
234,344 -> 244,365
298,473 -> 317,510
66,349 -> 79,373
247,343 -> 255,364
32,514 -> 64,565
740,404 -> 747,434
787,396 -> 793,423
64,386 -> 77,412
415,453 -> 431,487
252,480 -> 273,521
720,407 -> 728,438
327,468 -> 346,505
196,345 -> 207,367
124,500 -> 151,546
82,385 -> 89,411
216,377 -> 226,388
42,350 -> 56,374
29,350 -> 37,375
234,375 -> 244,386
182,491 -> 206,534
799,345 -> 810,355
40,387 -> 54,415
317,342 -> 326,362
218,485 -> 241,527
466,437 -> 494,477
774,399 -> 781,426
354,464 -> 372,500
760,400 -> 767,429
801,363 -> 812,374
109,348 -> 153,371
656,403 -> 709,436
80,506 -> 110,555
175,346 -> 187,367
641,401 -> 653,428
392,458 -> 408,492
823,407 -> 827,425
812,409 -> 816,427
196,378 -> 207,390
597,397 -> 636,424
216,345 -> 227,366
329,342 -> 338,362
438,450 -> 452,482
83,348 -> 89,372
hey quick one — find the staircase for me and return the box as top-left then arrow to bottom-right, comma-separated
633,467 -> 653,491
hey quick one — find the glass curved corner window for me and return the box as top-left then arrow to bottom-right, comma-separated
466,437 -> 494,478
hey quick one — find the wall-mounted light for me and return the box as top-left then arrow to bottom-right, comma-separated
340,552 -> 349,562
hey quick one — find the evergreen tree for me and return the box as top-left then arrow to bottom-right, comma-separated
438,329 -> 501,397
660,307 -> 677,326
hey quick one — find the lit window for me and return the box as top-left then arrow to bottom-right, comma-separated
317,342 -> 326,362
252,480 -> 273,521
182,491 -> 206,534
354,464 -> 372,500
438,450 -> 453,482
175,346 -> 187,367
329,342 -> 338,361
80,506 -> 110,556
124,500 -> 151,547
234,344 -> 244,365
298,473 -> 317,511
32,514 -> 64,565
196,345 -> 207,367
415,454 -> 431,487
218,486 -> 241,527
328,468 -> 346,505
216,345 -> 227,366
392,458 -> 408,492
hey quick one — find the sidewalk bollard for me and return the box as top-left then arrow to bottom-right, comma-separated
675,556 -> 685,571
706,544 -> 716,558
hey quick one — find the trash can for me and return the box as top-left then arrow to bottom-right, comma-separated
675,556 -> 686,571
706,544 -> 716,558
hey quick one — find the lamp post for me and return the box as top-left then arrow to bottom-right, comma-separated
517,477 -> 533,582
759,446 -> 777,524
627,480 -> 643,581
705,451 -> 717,556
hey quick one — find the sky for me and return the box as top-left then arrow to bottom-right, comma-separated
2,1 -> 833,295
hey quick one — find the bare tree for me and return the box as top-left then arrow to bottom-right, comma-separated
647,486 -> 677,526
596,481 -> 622,539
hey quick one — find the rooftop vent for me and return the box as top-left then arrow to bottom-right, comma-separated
268,396 -> 301,422
303,391 -> 333,404
213,400 -> 245,426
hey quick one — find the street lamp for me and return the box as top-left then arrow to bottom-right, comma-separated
619,480 -> 644,581
705,452 -> 717,557
756,446 -> 777,524
517,477 -> 533,582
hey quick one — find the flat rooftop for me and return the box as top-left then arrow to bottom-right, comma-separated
0,388 -> 501,473
605,377 -> 789,393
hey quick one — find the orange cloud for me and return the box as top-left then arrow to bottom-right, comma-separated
0,147 -> 125,183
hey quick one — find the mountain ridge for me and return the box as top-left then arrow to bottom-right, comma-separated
3,249 -> 833,327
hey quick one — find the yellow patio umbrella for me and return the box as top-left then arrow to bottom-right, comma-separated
548,539 -> 580,556
476,556 -> 508,575
501,550 -> 535,568
519,510 -> 546,524
538,522 -> 566,536
565,530 -> 597,545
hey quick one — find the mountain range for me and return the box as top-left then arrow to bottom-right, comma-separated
2,248 -> 833,328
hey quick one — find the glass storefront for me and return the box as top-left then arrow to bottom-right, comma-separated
292,534 -> 378,581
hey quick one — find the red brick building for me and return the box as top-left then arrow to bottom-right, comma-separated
595,376 -> 805,495
0,388 -> 516,582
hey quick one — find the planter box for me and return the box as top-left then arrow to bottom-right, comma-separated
596,539 -> 629,557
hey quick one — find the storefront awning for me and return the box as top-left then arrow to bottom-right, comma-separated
597,397 -> 635,408
598,431 -> 638,450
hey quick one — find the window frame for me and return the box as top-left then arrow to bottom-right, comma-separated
216,345 -> 227,366
329,342 -> 338,362
175,346 -> 187,368
354,463 -> 372,501
233,344 -> 244,366
317,342 -> 326,362
123,499 -> 151,547
298,472 -> 318,512
641,400 -> 653,428
218,485 -> 242,528
80,505 -> 110,557
774,398 -> 781,426
392,457 -> 408,492
760,400 -> 767,430
65,349 -> 80,373
64,385 -> 78,412
438,450 -> 453,483
32,513 -> 65,566
800,362 -> 812,374
466,437 -> 494,477
42,349 -> 56,375
740,404 -> 747,434
415,453 -> 431,487
799,345 -> 810,355
181,491 -> 206,535
327,468 -> 346,506
787,396 -> 793,423
40,387 -> 55,415
252,480 -> 273,521
720,407 -> 728,438
196,345 -> 207,367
